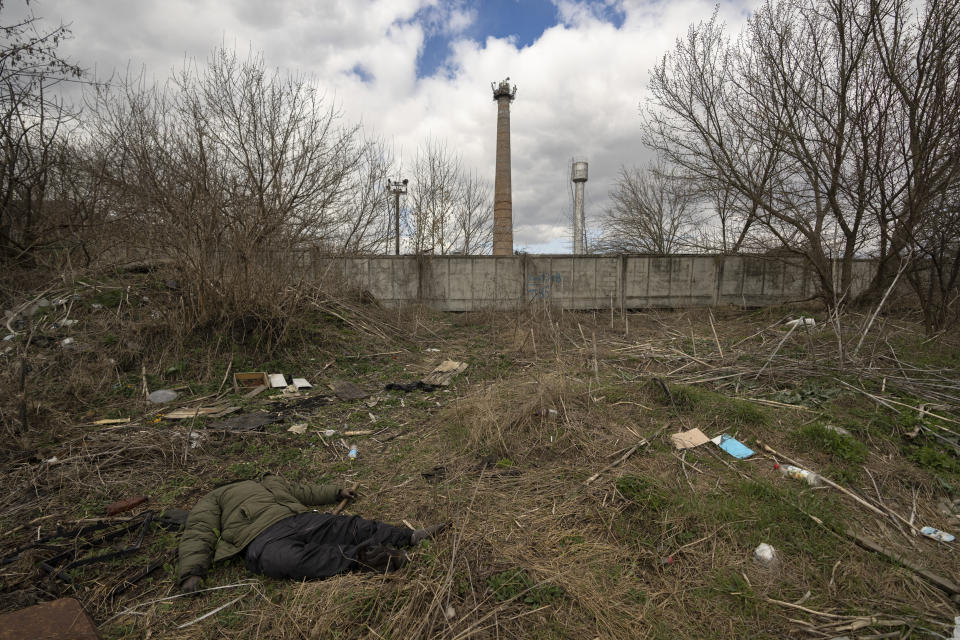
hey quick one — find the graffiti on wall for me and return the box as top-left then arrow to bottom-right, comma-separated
527,272 -> 562,300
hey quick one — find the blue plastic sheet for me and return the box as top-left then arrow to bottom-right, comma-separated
712,434 -> 754,459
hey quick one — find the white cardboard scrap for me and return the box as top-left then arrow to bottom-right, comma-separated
670,428 -> 710,450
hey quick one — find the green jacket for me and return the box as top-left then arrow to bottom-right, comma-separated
177,474 -> 340,584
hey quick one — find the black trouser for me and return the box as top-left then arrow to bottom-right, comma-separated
244,511 -> 413,580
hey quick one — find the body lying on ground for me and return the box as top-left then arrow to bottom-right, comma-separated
177,473 -> 445,592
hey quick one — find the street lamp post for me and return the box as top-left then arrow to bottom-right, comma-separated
387,178 -> 408,255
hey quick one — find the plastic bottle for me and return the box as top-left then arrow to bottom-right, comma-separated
774,463 -> 823,486
348,444 -> 358,461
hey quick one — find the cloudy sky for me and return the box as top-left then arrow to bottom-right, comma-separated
18,0 -> 756,252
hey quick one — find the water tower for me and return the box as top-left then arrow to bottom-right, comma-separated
571,160 -> 588,254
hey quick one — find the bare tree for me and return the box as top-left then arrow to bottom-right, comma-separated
644,0 -> 960,313
87,47 -> 362,329
865,0 -> 960,303
0,0 -> 83,264
455,169 -> 492,254
336,137 -> 393,255
407,139 -> 492,255
600,165 -> 696,254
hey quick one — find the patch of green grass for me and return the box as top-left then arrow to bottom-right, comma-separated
90,288 -> 125,307
793,422 -> 868,463
907,444 -> 960,475
616,475 -> 673,512
701,569 -> 760,617
487,568 -> 564,606
663,383 -> 768,428
769,379 -> 843,407
227,461 -> 259,480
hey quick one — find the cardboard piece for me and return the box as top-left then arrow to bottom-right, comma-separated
292,378 -> 312,389
233,372 -> 269,393
331,380 -> 370,401
711,434 -> 755,459
0,598 -> 100,640
269,373 -> 288,388
162,406 -> 230,419
670,428 -> 710,450
422,360 -> 468,386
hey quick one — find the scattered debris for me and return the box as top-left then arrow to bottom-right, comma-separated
537,407 -> 559,420
753,542 -> 780,568
148,389 -> 179,404
920,526 -> 955,543
711,434 -> 754,459
281,384 -> 304,398
234,372 -> 269,393
671,427 -> 710,450
105,496 -> 149,516
287,423 -> 308,434
422,466 -> 446,483
269,373 -> 288,388
775,463 -> 824,486
0,598 -> 100,640
60,337 -> 75,348
823,424 -> 851,437
426,348 -> 440,352
422,360 -> 468,386
282,394 -> 335,412
331,380 -> 370,401
343,429 -> 372,436
292,377 -> 312,389
189,431 -> 204,448
208,412 -> 280,432
243,384 -> 267,399
385,381 -> 441,393
785,317 -> 816,329
163,405 -> 236,419
93,417 -> 130,426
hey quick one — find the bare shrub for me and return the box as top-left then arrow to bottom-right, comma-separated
87,47 -> 365,333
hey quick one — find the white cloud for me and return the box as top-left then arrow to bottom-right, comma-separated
20,0 -> 756,251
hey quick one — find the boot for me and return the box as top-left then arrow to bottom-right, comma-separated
410,522 -> 450,545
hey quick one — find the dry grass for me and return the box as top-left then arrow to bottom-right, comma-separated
1,273 -> 959,639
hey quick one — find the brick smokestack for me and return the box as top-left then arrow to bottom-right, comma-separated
491,79 -> 516,256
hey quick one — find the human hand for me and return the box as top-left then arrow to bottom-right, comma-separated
337,487 -> 357,501
181,575 -> 203,594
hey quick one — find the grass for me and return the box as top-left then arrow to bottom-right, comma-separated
793,422 -> 869,463
665,383 -> 768,429
487,568 -> 565,606
2,277 -> 959,639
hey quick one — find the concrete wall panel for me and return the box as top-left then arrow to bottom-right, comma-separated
316,254 -> 886,311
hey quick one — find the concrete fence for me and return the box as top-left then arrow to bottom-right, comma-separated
315,254 -> 876,311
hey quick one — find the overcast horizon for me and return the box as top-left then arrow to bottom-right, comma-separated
15,0 -> 758,253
